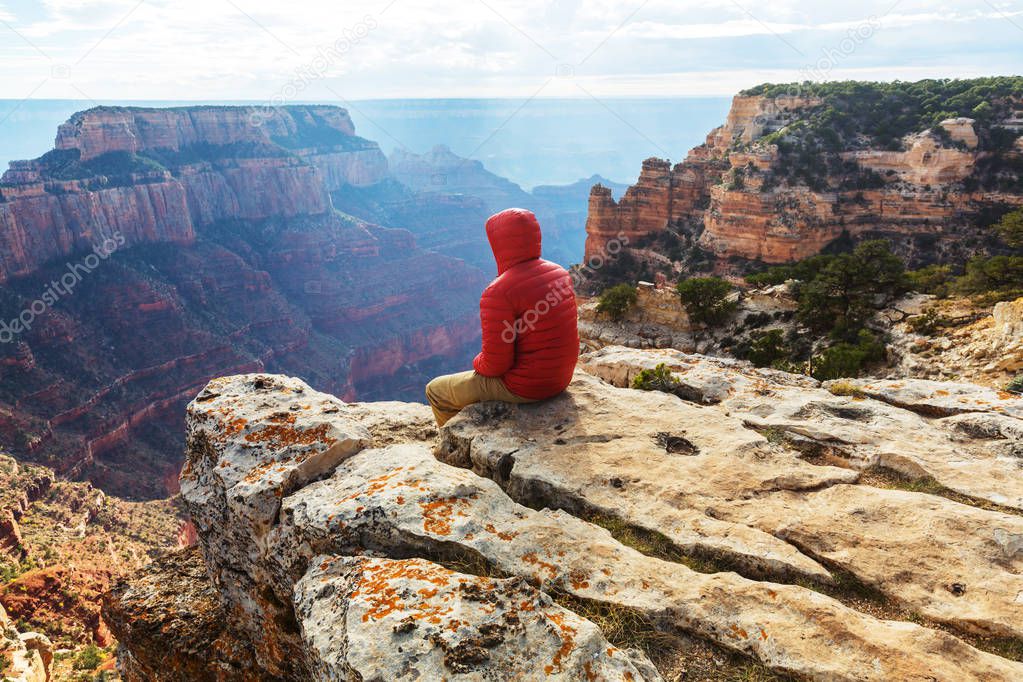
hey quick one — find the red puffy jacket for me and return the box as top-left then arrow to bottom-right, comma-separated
473,208 -> 579,400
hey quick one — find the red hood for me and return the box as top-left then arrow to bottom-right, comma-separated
485,208 -> 542,275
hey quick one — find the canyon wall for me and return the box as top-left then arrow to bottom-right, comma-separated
0,106 -> 388,282
0,106 -> 485,497
584,87 -> 1023,270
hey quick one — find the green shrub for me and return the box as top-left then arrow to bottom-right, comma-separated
746,254 -> 838,288
907,264 -> 953,297
676,277 -> 737,326
810,330 -> 886,381
631,364 -> 680,393
73,645 -> 104,671
994,209 -> 1023,249
746,329 -> 789,368
1006,374 -> 1023,395
796,240 -> 907,340
953,255 -> 1023,303
742,78 -> 1023,149
596,284 -> 638,321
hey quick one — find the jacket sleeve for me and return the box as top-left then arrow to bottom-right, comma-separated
473,285 -> 516,377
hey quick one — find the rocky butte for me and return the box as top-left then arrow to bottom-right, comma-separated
0,105 -> 487,497
103,350 -> 1023,680
584,78 -> 1023,277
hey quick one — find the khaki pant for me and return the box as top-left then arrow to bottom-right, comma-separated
425,370 -> 535,427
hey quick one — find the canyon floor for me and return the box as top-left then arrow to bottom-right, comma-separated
0,454 -> 184,681
91,349 -> 1023,681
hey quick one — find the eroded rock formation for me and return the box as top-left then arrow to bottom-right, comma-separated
107,359 -> 1023,680
584,84 -> 1023,273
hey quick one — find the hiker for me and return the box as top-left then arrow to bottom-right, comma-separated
425,208 -> 579,426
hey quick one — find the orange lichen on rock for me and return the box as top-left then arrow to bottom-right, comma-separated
544,610 -> 578,675
221,417 -> 248,438
350,559 -> 454,624
243,422 -> 337,449
569,570 -> 590,590
728,623 -> 749,640
521,552 -> 559,581
484,523 -> 519,541
419,496 -> 473,536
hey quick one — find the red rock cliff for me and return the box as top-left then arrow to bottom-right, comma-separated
0,106 -> 482,497
584,88 -> 1023,268
0,106 -> 389,282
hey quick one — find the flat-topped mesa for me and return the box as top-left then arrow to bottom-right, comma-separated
583,80 -> 1023,274
109,358 -> 1023,680
0,105 -> 389,282
53,105 -> 361,160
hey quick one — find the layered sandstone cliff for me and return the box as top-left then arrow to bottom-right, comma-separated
0,106 -> 485,496
0,106 -> 388,282
106,359 -> 1023,680
584,81 -> 1023,271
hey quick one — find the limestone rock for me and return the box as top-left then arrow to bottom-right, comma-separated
826,377 -> 1023,419
17,633 -> 52,677
581,346 -> 1023,509
281,442 -> 1023,681
341,400 -> 438,446
113,367 -> 1023,681
720,484 -> 1023,638
439,371 -> 844,582
994,297 -> 1023,344
0,603 -> 51,682
295,555 -> 659,681
179,373 -> 372,677
449,358 -> 1023,644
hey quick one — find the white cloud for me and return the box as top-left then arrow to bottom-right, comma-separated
0,0 -> 1020,100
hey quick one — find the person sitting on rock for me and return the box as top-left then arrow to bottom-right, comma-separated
426,208 -> 579,426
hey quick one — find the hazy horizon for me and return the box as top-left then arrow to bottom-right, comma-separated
0,96 -> 732,188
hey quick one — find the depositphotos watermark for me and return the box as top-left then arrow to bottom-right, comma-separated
248,15 -> 379,128
500,231 -> 630,343
753,16 -> 882,128
0,232 -> 126,344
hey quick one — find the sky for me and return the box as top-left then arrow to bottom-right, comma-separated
0,0 -> 1022,103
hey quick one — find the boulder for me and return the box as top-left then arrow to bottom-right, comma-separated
179,373 -> 371,678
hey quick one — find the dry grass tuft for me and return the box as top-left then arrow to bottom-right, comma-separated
826,381 -> 866,398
